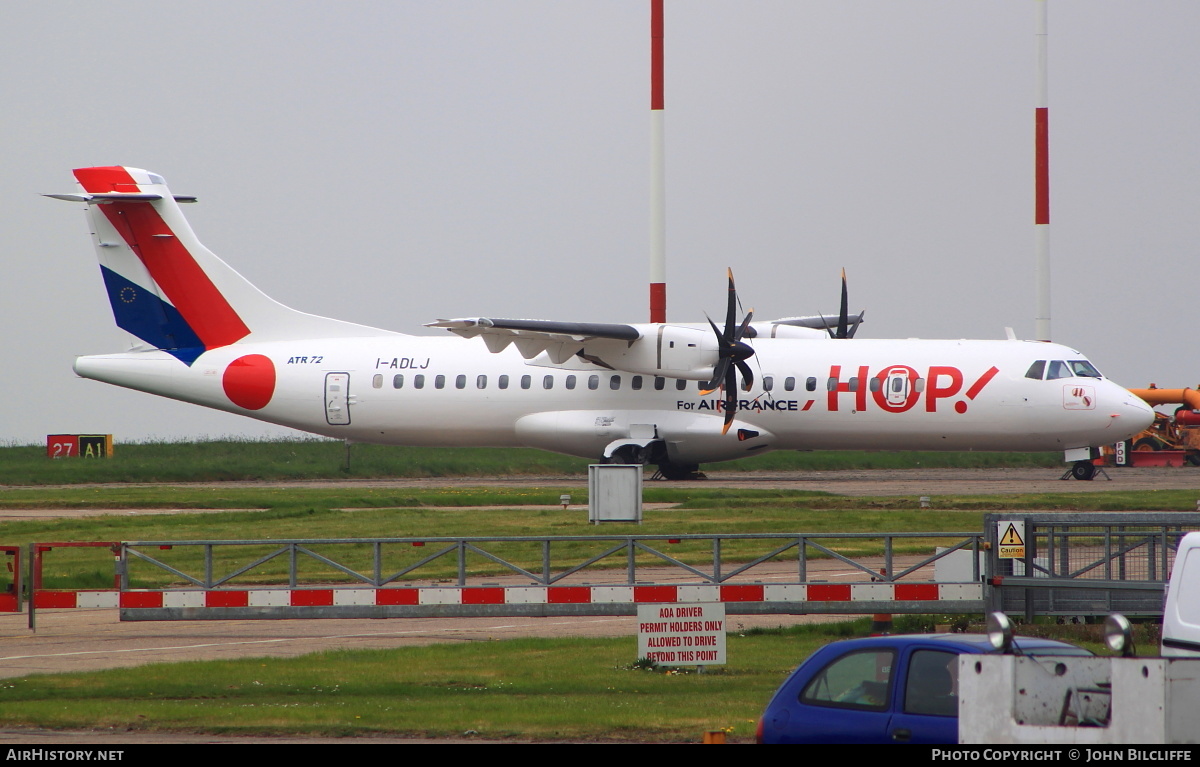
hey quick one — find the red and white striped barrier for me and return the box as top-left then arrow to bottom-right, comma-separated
29,582 -> 980,612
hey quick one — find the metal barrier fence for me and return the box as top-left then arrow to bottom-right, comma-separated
982,513 -> 1200,618
106,532 -> 986,620
19,514 -> 1197,621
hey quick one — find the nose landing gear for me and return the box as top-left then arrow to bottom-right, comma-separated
1070,460 -> 1096,481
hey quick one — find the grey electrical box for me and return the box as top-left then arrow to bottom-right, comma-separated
588,464 -> 643,524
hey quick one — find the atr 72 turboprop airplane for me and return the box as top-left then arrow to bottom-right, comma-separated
48,167 -> 1154,480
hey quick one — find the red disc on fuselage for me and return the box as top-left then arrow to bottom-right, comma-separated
222,354 -> 275,410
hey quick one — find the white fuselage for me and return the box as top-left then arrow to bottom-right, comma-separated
74,333 -> 1155,466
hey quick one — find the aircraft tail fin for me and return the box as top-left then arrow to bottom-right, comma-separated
49,166 -> 392,364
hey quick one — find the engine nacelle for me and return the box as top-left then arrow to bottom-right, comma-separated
746,322 -> 830,340
593,324 -> 720,381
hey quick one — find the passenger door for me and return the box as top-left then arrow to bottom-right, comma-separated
774,647 -> 898,744
887,648 -> 961,744
325,372 -> 351,425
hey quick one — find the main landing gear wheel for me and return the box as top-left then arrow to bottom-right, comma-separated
1071,461 -> 1097,481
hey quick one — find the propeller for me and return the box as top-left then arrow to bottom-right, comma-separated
830,268 -> 859,339
700,268 -> 756,435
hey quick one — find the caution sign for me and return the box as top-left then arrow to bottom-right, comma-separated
998,521 -> 1026,559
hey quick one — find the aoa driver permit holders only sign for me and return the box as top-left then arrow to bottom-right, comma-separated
637,603 -> 727,666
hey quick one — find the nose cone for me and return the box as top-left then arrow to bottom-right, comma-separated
1113,386 -> 1156,440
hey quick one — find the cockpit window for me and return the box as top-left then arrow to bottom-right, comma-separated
1026,358 -> 1103,381
1046,360 -> 1072,380
1069,360 -> 1102,378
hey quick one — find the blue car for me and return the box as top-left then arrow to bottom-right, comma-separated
756,633 -> 1090,744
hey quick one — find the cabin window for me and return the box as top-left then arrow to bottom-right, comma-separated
631,376 -> 643,391
372,374 -> 383,389
869,377 -> 882,392
413,374 -> 425,389
826,377 -> 837,391
784,377 -> 796,392
455,374 -> 467,390
476,375 -> 487,389
392,374 -> 404,389
520,375 -> 532,390
543,375 -> 554,390
806,377 -> 817,392
588,375 -> 599,390
1025,360 -> 1046,380
676,379 -> 687,391
848,377 -> 859,392
654,376 -> 665,391
914,378 -> 925,392
565,375 -> 577,390
763,376 -> 774,392
498,374 -> 509,390
610,375 -> 622,391
434,374 -> 446,389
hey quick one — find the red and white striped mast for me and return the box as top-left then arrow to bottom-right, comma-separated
649,0 -> 667,323
1034,0 -> 1051,341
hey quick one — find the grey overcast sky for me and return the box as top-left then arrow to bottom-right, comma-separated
3,1 -> 1198,445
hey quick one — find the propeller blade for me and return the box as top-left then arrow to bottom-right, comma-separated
847,310 -> 863,338
721,364 -> 738,435
735,309 -> 754,342
705,314 -> 722,340
701,357 -> 731,395
836,268 -> 850,339
724,268 -> 737,342
736,360 -> 755,392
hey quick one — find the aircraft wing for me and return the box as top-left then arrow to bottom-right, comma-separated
426,318 -> 640,364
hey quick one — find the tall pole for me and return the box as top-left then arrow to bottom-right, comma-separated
1034,0 -> 1051,341
650,0 -> 667,323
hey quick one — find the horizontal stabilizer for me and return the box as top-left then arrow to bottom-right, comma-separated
44,193 -> 197,203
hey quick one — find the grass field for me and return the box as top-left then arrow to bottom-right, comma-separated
0,439 -> 1181,740
3,481 -> 1200,590
4,483 -> 1199,589
0,617 -> 1141,742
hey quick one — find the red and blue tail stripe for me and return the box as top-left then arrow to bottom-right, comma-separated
75,167 -> 250,365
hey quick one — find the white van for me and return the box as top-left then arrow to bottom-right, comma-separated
1162,531 -> 1200,656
